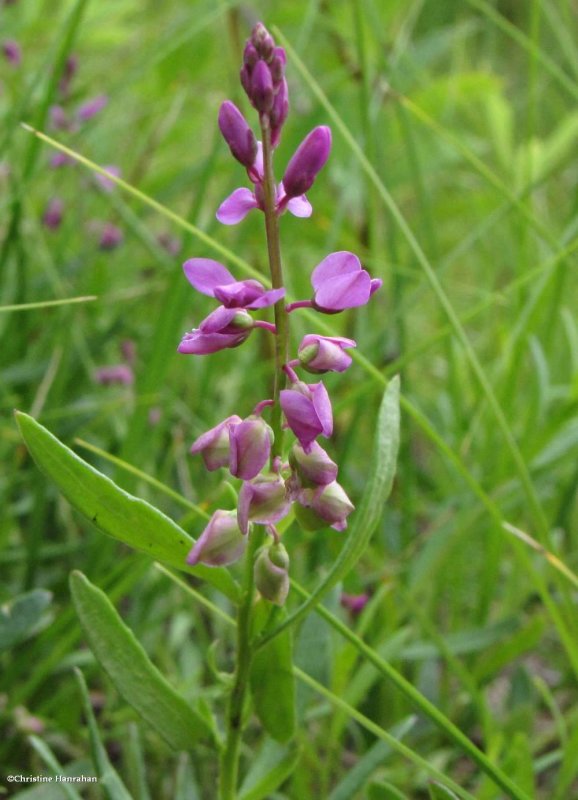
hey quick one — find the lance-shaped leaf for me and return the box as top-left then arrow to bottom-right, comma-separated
70,571 -> 213,750
15,412 -> 238,602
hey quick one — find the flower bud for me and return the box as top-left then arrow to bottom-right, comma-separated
243,42 -> 258,67
251,22 -> 275,61
229,416 -> 273,480
186,510 -> 246,567
295,481 -> 354,531
2,39 -> 21,67
42,198 -> 64,230
49,105 -> 71,131
77,94 -> 108,122
298,334 -> 356,374
237,474 -> 290,535
282,127 -> 331,199
341,592 -> 370,615
254,542 -> 290,605
99,223 -> 123,250
218,101 -> 258,169
94,364 -> 134,386
288,441 -> 338,488
190,415 -> 243,471
250,60 -> 274,114
270,79 -> 289,148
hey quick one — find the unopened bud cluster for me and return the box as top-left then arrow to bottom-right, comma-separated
180,24 -> 381,605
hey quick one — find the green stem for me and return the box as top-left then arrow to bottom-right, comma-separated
259,118 -> 289,461
219,530 -> 261,800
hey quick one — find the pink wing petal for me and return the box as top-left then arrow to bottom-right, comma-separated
314,270 -> 370,311
216,187 -> 258,225
311,382 -> 333,437
286,194 -> 312,218
311,251 -> 361,291
183,258 -> 235,296
245,287 -> 286,309
199,306 -> 239,333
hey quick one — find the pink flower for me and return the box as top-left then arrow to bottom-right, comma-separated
229,416 -> 273,480
77,94 -> 108,122
280,380 -> 333,452
237,474 -> 290,535
281,127 -> 331,200
178,307 -> 254,355
218,101 -> 257,169
297,334 -> 356,374
190,415 -> 243,471
341,592 -> 370,615
286,251 -> 382,314
94,365 -> 134,386
183,258 -> 284,309
295,480 -> 354,531
216,143 -> 313,225
186,510 -> 246,567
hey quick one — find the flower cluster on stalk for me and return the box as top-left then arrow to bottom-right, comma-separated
179,23 -> 381,605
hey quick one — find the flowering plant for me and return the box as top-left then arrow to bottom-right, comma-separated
180,23 -> 381,593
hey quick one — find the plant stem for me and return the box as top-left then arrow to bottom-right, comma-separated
259,118 -> 289,462
218,530 -> 261,800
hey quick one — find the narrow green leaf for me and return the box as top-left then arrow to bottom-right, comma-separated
250,602 -> 296,743
239,739 -> 301,800
368,782 -> 410,800
554,719 -> 578,799
429,783 -> 461,800
0,589 -> 52,652
70,571 -> 212,751
15,412 -> 238,601
28,736 -> 84,800
260,376 -> 400,644
174,753 -> 201,800
125,724 -> 152,800
329,717 -> 416,800
73,669 -> 133,800
0,296 -> 97,313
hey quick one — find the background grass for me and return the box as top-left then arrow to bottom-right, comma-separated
2,0 -> 577,797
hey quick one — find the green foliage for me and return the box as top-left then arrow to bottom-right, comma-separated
70,570 -> 213,750
16,411 -> 238,601
250,602 -> 296,744
2,0 -> 578,797
73,668 -> 132,800
0,589 -> 52,652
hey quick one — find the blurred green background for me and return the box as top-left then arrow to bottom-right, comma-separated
1,0 -> 577,797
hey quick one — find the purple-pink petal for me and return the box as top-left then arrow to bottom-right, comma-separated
245,287 -> 285,309
77,94 -> 108,122
216,188 -> 259,225
198,305 -> 240,333
311,382 -> 333,437
286,194 -> 312,218
315,270 -> 371,311
280,388 -> 330,451
311,251 -> 362,291
190,415 -> 242,471
229,418 -> 272,480
183,258 -> 236,296
370,278 -> 382,295
213,279 -> 263,308
186,510 -> 246,567
177,329 -> 249,355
